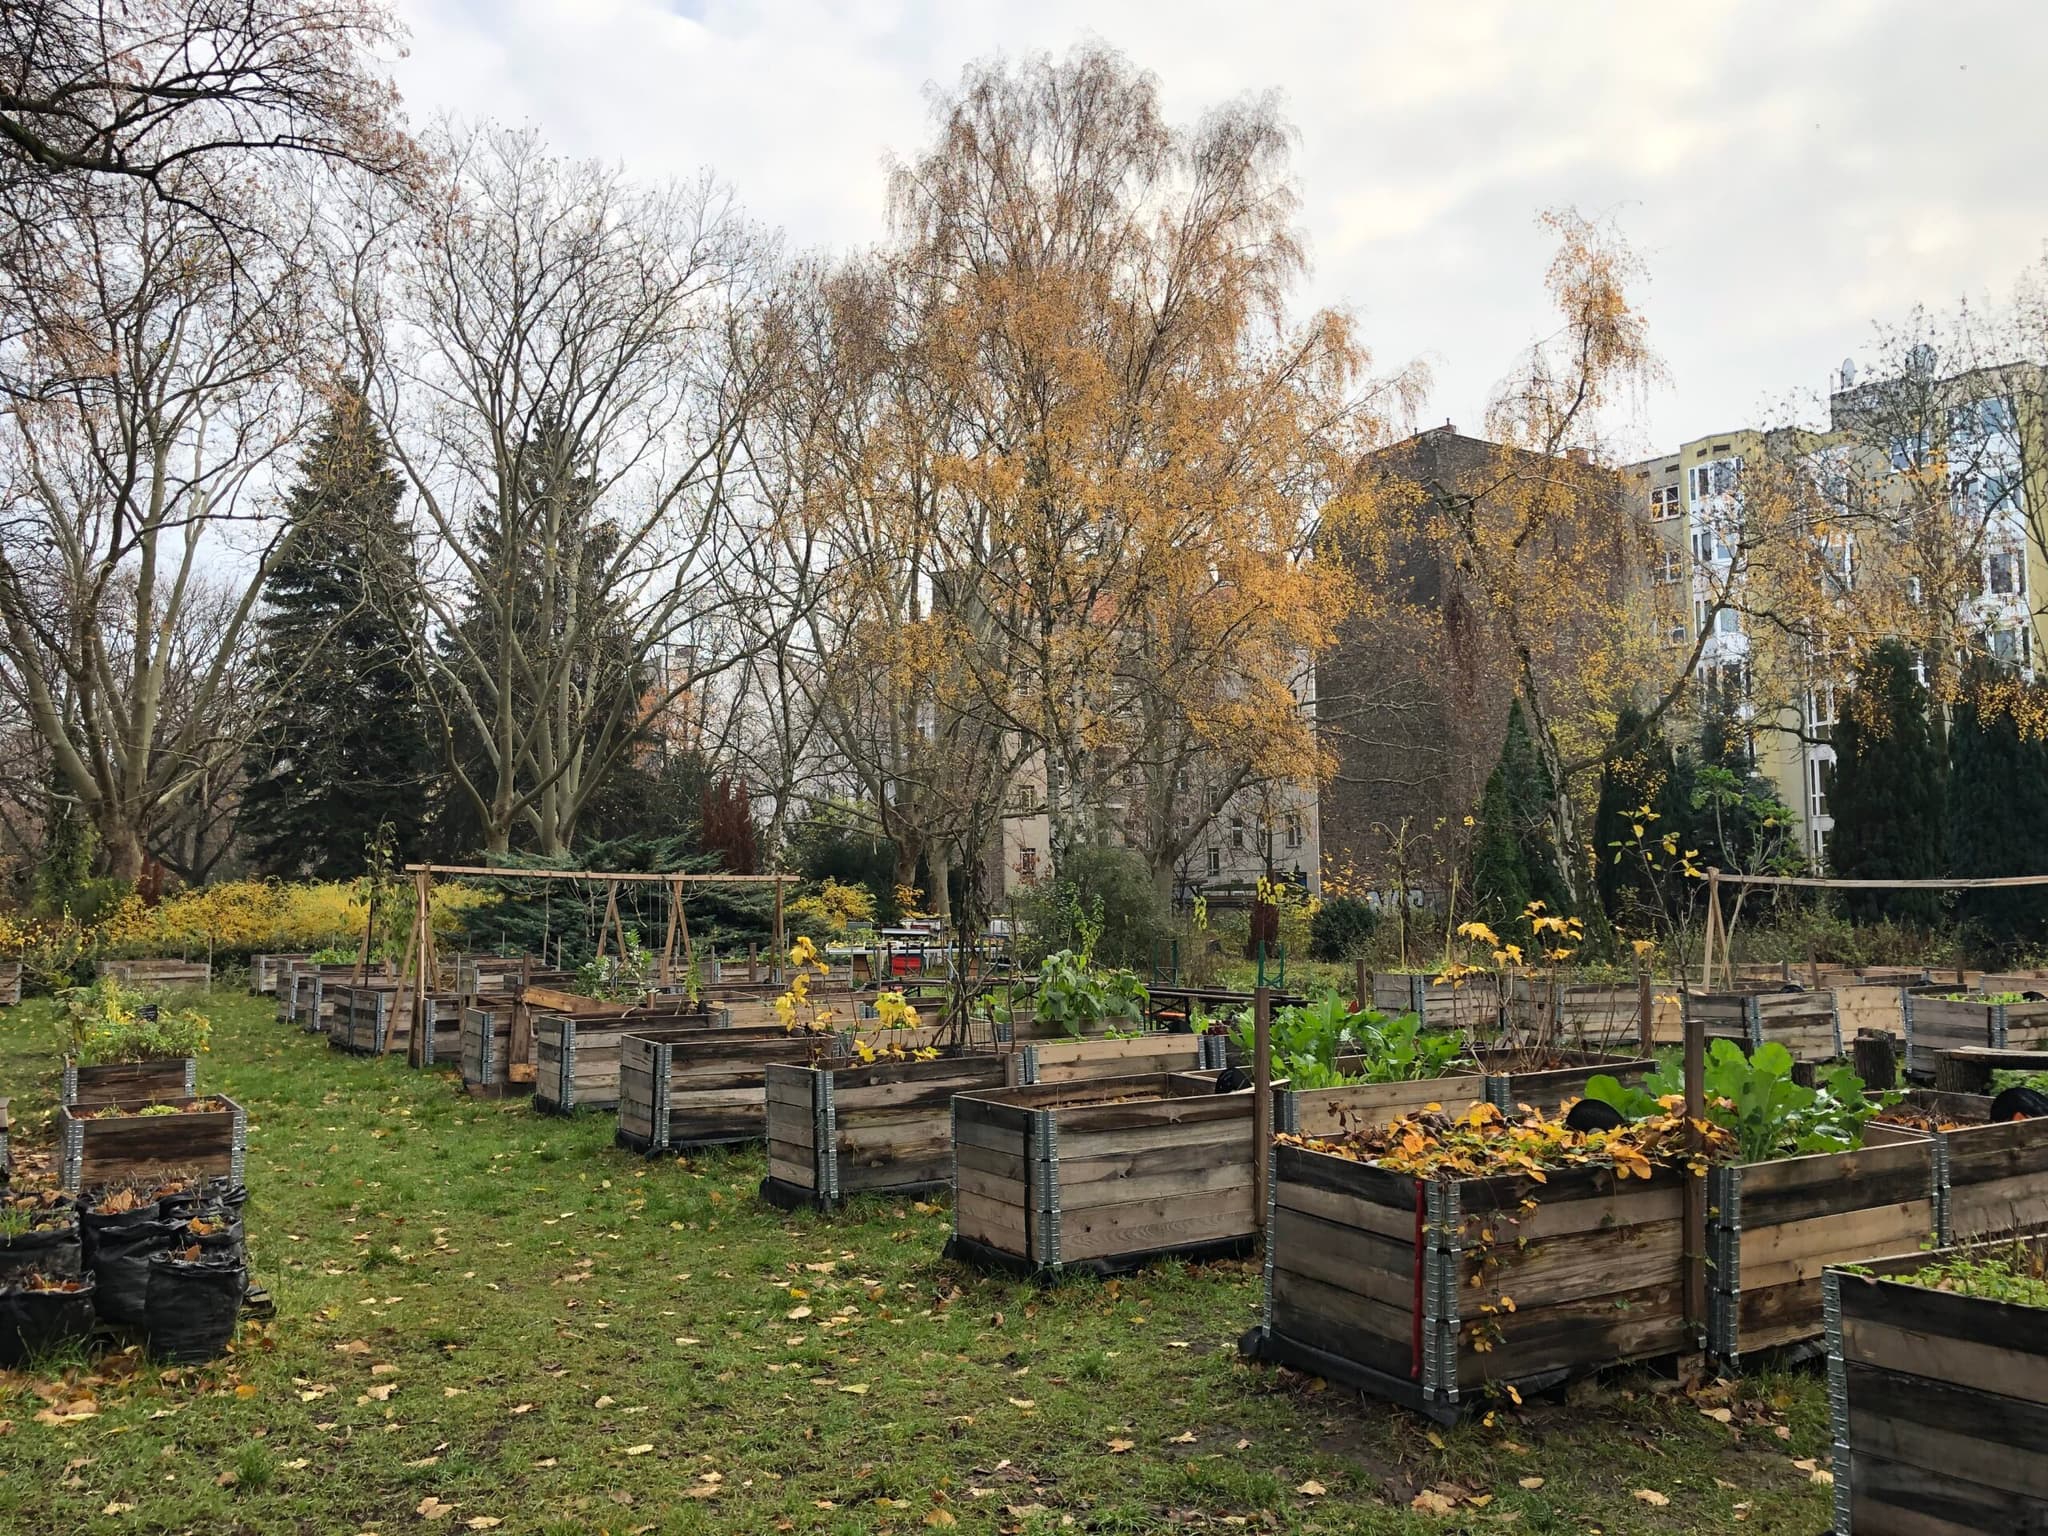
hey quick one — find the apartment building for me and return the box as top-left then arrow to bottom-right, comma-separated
1626,358 -> 2047,867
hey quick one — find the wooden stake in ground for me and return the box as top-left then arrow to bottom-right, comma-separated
1252,983 -> 1272,1237
1636,969 -> 1654,1059
1682,994 -> 1708,1342
402,870 -> 433,1065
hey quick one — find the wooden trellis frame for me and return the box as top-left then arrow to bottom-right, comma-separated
394,864 -> 798,1065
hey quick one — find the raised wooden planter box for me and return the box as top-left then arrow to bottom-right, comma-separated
289,965 -> 361,1033
1824,1240 -> 2048,1536
414,994 -> 463,1066
96,958 -> 211,990
761,1052 -> 1011,1210
1501,976 -> 1644,1047
1481,1051 -> 1657,1116
1935,1115 -> 2048,1245
1009,1033 -> 1217,1086
1707,1137 -> 1937,1368
1244,1140 -> 1692,1420
946,1072 -> 1262,1276
1905,993 -> 2048,1076
61,1057 -> 197,1107
0,961 -> 21,1007
57,1096 -> 246,1193
1977,970 -> 2048,997
1686,988 -> 1841,1062
616,1026 -> 830,1153
533,1009 -> 709,1114
327,983 -> 424,1055
1371,971 -> 1501,1033
1274,1067 -> 1488,1139
249,954 -> 310,995
460,1001 -> 519,1097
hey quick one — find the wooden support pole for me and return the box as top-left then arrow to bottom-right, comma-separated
1637,969 -> 1655,1059
1702,868 -> 1722,992
1682,991 -> 1708,1342
1354,957 -> 1368,1016
1253,983 -> 1273,1238
404,871 -> 430,1066
772,880 -> 786,982
660,877 -> 681,984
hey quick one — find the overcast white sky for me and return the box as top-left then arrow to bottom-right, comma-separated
390,0 -> 2048,457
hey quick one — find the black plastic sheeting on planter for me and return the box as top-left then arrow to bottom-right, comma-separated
90,1219 -> 186,1325
0,1273 -> 97,1368
0,1220 -> 82,1285
80,1200 -> 163,1267
144,1255 -> 244,1363
157,1179 -> 246,1223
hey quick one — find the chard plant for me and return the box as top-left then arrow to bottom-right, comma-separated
1583,1039 -> 1892,1163
1231,992 -> 1465,1089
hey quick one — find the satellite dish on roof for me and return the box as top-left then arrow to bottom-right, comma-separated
1839,358 -> 1856,388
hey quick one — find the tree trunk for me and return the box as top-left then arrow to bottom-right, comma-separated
99,817 -> 146,886
928,847 -> 953,924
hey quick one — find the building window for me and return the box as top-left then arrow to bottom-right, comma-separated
1989,550 -> 2020,596
1017,848 -> 1038,877
1649,484 -> 1681,521
1989,626 -> 2024,665
1285,814 -> 1304,851
1807,756 -> 1834,823
1174,766 -> 1190,792
1812,825 -> 1830,866
1229,815 -> 1244,851
1717,607 -> 1741,635
1653,549 -> 1681,585
1205,848 -> 1221,877
1692,458 -> 1740,501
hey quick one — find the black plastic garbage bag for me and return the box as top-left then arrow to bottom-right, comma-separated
90,1219 -> 185,1324
0,1217 -> 82,1285
144,1254 -> 244,1363
0,1273 -> 96,1367
80,1197 -> 161,1267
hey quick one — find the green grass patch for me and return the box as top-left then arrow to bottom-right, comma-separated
0,993 -> 1832,1532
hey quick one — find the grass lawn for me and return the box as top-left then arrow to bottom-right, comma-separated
0,991 -> 1836,1534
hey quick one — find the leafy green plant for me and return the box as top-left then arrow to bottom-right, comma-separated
1895,1239 -> 2048,1310
1034,949 -> 1148,1038
1230,991 -> 1465,1088
58,977 -> 210,1064
1584,1040 -> 1889,1162
307,944 -> 358,964
577,930 -> 655,1002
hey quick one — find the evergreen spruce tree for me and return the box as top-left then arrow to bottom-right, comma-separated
1829,640 -> 1947,923
440,413 -> 644,855
1470,699 -> 1573,924
240,386 -> 432,879
1592,705 -> 1679,927
1948,663 -> 2048,954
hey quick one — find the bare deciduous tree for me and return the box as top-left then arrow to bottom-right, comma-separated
0,183 -> 314,882
354,123 -> 780,855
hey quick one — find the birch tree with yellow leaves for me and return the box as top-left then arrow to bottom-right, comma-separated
868,44 -> 1414,906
